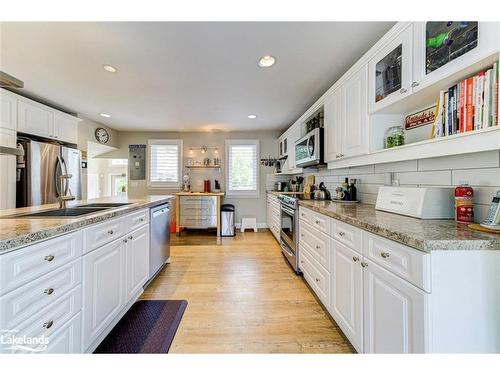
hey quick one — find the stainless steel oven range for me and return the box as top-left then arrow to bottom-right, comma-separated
278,194 -> 301,274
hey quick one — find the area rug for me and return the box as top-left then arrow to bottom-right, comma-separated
94,300 -> 188,354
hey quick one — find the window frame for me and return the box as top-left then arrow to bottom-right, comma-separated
147,139 -> 183,189
225,139 -> 260,199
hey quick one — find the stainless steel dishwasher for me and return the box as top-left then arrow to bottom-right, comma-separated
149,203 -> 171,280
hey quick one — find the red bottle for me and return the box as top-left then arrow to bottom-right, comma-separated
203,179 -> 211,193
455,183 -> 474,223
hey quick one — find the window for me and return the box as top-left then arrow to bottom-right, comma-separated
225,139 -> 259,198
148,139 -> 183,188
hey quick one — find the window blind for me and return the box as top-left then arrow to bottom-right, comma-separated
227,143 -> 258,192
149,143 -> 180,184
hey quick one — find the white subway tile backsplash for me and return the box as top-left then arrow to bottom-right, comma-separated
328,168 -> 350,176
394,170 -> 452,186
374,160 -> 418,173
348,165 -> 375,174
452,168 -> 500,187
472,186 -> 500,205
345,173 -> 387,185
418,151 -> 500,171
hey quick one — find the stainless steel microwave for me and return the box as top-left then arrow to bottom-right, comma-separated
294,127 -> 323,168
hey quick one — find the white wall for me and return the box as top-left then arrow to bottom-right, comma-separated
303,150 -> 500,222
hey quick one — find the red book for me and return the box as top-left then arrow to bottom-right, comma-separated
459,80 -> 466,133
466,77 -> 474,132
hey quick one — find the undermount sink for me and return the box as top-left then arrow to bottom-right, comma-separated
6,207 -> 111,218
75,203 -> 132,208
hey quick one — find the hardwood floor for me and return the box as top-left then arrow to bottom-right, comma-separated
141,229 -> 354,353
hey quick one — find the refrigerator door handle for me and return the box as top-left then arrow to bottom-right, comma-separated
61,158 -> 70,195
55,156 -> 63,197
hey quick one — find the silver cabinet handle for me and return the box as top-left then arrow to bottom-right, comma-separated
338,231 -> 345,237
300,233 -> 305,238
400,88 -> 407,94
411,81 -> 419,88
352,256 -> 359,262
43,320 -> 54,329
336,154 -> 340,158
315,245 -> 321,250
44,255 -> 55,262
139,218 -> 145,222
128,236 -> 133,240
361,262 -> 368,268
380,252 -> 390,258
339,154 -> 344,157
123,239 -> 128,243
44,288 -> 54,295
315,220 -> 321,224
315,278 -> 320,282
108,230 -> 114,235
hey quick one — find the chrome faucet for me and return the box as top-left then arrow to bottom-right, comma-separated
58,174 -> 75,209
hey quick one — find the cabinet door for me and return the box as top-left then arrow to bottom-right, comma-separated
331,241 -> 363,352
0,155 -> 16,209
53,112 -> 78,144
363,260 -> 427,353
17,99 -> 54,138
413,22 -> 499,92
82,238 -> 126,350
324,88 -> 342,162
341,65 -> 368,158
368,24 -> 413,113
125,226 -> 150,301
1,89 -> 17,131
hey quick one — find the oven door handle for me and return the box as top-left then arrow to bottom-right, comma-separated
281,206 -> 295,217
280,241 -> 295,258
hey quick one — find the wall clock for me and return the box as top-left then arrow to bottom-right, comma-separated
95,127 -> 110,144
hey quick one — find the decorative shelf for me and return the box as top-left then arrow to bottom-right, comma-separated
184,165 -> 221,169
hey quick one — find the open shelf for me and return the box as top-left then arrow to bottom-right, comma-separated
185,165 -> 221,169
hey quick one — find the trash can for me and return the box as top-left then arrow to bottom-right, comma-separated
221,204 -> 235,237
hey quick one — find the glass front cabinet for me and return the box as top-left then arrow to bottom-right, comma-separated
368,24 -> 413,113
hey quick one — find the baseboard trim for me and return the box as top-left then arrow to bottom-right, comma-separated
235,222 -> 269,229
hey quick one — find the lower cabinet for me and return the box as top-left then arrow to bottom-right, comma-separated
330,241 -> 363,352
82,238 -> 126,350
44,312 -> 82,354
363,259 -> 427,353
125,226 -> 150,301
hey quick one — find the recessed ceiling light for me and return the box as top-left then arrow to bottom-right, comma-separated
247,114 -> 257,119
258,55 -> 276,68
102,64 -> 117,73
100,113 -> 111,118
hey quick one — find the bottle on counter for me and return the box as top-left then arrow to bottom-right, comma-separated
342,177 -> 350,200
455,182 -> 474,223
348,179 -> 357,201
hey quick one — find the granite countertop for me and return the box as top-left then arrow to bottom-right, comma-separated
175,192 -> 225,196
0,195 -> 175,254
299,200 -> 500,252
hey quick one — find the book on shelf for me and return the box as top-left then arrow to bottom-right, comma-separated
432,63 -> 498,139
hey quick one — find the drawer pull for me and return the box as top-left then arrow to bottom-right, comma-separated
315,220 -> 321,224
338,231 -> 345,237
128,236 -> 133,240
352,256 -> 359,262
380,252 -> 390,259
44,288 -> 54,295
301,213 -> 306,217
43,320 -> 54,329
300,234 -> 305,238
361,262 -> 368,268
123,239 -> 128,243
139,218 -> 145,222
108,230 -> 114,235
315,278 -> 320,282
44,255 -> 55,262
315,245 -> 321,250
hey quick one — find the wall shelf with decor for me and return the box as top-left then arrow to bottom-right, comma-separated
184,165 -> 221,170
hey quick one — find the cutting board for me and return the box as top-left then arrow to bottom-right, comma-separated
468,223 -> 500,235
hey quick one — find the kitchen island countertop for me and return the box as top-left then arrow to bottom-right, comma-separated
0,195 -> 175,254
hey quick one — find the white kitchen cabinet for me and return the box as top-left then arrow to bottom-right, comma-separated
82,237 -> 126,350
1,89 -> 17,131
284,121 -> 304,173
17,97 -> 54,138
125,225 -> 150,301
266,193 -> 280,241
53,112 -> 79,144
368,24 -> 413,113
0,155 -> 16,210
330,240 -> 364,352
324,87 -> 342,162
412,22 -> 500,93
44,312 -> 82,354
363,258 -> 427,353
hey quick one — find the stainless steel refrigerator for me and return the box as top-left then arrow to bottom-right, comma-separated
16,138 -> 82,207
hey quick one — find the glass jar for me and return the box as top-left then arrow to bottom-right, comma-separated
384,126 -> 405,148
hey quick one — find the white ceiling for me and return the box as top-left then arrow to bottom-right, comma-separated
1,22 -> 394,132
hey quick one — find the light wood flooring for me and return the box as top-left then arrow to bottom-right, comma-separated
141,229 -> 354,353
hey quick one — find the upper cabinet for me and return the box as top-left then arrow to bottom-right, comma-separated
13,92 -> 80,144
279,121 -> 304,174
368,24 -> 413,113
325,65 -> 368,162
413,22 -> 499,93
0,90 -> 17,131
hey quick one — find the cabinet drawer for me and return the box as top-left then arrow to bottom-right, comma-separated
363,232 -> 430,292
299,246 -> 330,308
7,295 -> 82,354
180,216 -> 217,228
332,220 -> 362,251
0,259 -> 82,329
0,231 -> 82,296
84,217 -> 124,253
125,209 -> 149,232
180,206 -> 217,217
309,211 -> 331,234
180,196 -> 216,205
299,221 -> 331,272
298,206 -> 311,224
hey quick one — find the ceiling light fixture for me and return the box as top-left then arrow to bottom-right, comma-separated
258,55 -> 276,68
247,114 -> 257,119
102,64 -> 117,73
201,146 -> 207,154
214,148 -> 219,154
99,113 -> 111,118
